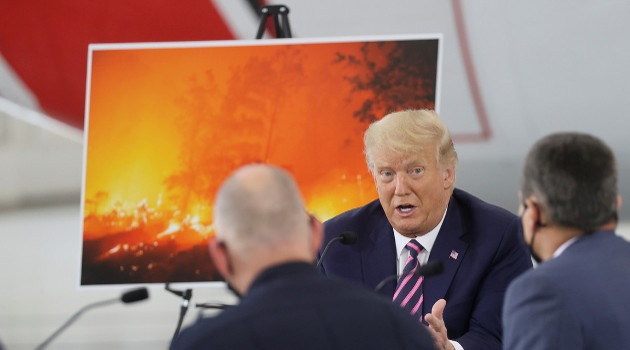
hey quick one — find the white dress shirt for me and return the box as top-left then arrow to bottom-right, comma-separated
393,208 -> 446,276
391,208 -> 465,350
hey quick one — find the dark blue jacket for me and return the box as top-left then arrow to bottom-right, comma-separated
320,188 -> 533,350
172,262 -> 436,350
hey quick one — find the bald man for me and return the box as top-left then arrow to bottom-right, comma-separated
171,164 -> 436,350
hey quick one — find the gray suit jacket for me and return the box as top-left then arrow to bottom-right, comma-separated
502,230 -> 630,349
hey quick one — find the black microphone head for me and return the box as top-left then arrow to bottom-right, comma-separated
339,231 -> 357,245
121,287 -> 149,303
418,260 -> 444,277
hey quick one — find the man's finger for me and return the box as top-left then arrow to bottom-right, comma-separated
431,298 -> 447,319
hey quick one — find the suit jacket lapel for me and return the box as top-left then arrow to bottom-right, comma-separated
362,212 -> 397,294
424,197 -> 469,314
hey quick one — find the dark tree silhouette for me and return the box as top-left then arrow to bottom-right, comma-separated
335,40 -> 439,123
165,46 -> 306,218
219,45 -> 305,162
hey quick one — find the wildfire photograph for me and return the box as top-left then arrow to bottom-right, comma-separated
80,34 -> 441,286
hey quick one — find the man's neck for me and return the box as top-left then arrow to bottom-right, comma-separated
541,226 -> 583,261
237,251 -> 313,295
543,221 -> 617,261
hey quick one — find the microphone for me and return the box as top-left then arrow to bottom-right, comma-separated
121,287 -> 149,303
374,260 -> 444,293
35,287 -> 149,350
315,231 -> 357,271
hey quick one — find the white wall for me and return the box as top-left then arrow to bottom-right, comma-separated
0,204 -> 237,349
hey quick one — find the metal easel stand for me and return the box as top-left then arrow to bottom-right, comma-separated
255,5 -> 293,39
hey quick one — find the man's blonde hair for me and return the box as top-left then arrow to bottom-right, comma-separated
364,109 -> 458,171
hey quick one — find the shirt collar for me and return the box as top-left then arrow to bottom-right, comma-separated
552,236 -> 579,258
393,207 -> 448,257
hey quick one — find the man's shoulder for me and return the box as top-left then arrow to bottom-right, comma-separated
337,198 -> 383,217
452,188 -> 518,220
447,188 -> 523,246
174,272 -> 435,350
325,199 -> 384,226
509,248 -> 581,289
172,311 -> 239,348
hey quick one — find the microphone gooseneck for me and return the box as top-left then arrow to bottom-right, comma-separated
315,231 -> 357,271
374,260 -> 444,293
35,287 -> 149,350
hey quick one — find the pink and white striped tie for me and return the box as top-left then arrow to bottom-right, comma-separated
393,239 -> 424,322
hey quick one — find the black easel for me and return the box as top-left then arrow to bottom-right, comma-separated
255,5 -> 293,39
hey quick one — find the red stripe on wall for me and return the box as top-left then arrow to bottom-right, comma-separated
0,0 -> 236,129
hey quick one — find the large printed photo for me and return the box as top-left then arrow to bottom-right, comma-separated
80,34 -> 441,286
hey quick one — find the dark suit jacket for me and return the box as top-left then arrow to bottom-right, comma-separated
320,188 -> 533,350
171,262 -> 436,350
503,230 -> 630,349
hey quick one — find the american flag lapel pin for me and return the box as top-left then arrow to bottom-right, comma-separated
449,250 -> 459,260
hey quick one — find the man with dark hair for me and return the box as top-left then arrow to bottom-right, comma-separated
503,132 -> 630,349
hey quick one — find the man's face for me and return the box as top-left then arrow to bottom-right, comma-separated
370,144 -> 454,237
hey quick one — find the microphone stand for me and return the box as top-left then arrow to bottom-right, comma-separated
165,283 -> 193,347
35,287 -> 149,350
315,235 -> 343,270
315,232 -> 357,272
374,275 -> 399,294
35,298 -> 119,350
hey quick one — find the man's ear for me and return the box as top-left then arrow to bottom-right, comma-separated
442,165 -> 455,189
209,237 -> 230,279
522,197 -> 546,233
521,198 -> 537,236
617,195 -> 623,211
309,215 -> 324,257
